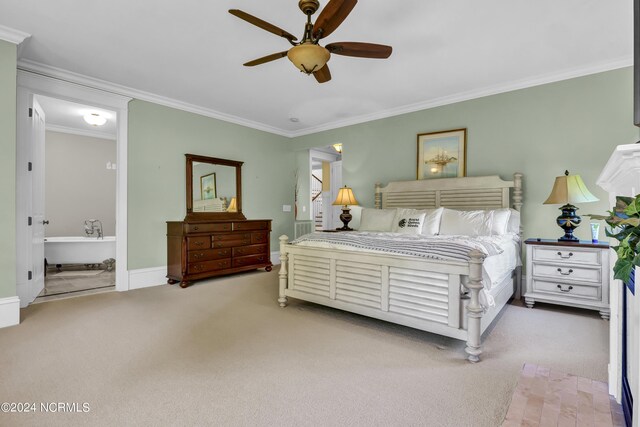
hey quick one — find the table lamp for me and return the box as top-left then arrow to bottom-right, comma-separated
227,197 -> 238,213
332,186 -> 359,231
543,170 -> 599,241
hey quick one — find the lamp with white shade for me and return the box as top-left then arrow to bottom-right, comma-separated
543,170 -> 599,242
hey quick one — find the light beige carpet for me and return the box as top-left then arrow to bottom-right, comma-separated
0,270 -> 608,427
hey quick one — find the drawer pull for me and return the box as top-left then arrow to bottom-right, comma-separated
218,262 -> 226,267
195,241 -> 204,247
258,256 -> 264,261
556,284 -> 573,292
556,251 -> 573,259
194,253 -> 203,259
237,249 -> 245,255
193,265 -> 202,271
193,226 -> 199,231
557,268 -> 573,276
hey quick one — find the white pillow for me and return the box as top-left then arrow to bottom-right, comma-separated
359,208 -> 397,232
422,207 -> 444,236
392,209 -> 427,234
507,209 -> 521,234
439,208 -> 513,236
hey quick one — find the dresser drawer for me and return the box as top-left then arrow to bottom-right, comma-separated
187,236 -> 212,250
233,244 -> 267,257
212,233 -> 250,241
532,263 -> 601,284
233,253 -> 269,267
188,248 -> 232,263
212,238 -> 251,248
188,259 -> 231,274
186,223 -> 231,234
251,232 -> 268,244
532,279 -> 601,301
531,246 -> 601,266
233,221 -> 269,231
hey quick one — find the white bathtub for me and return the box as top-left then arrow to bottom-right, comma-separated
44,236 -> 116,265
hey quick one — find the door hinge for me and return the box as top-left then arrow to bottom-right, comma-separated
28,271 -> 32,280
28,216 -> 32,226
28,162 -> 32,171
28,108 -> 33,118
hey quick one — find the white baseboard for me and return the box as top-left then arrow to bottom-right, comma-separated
0,296 -> 21,328
128,267 -> 167,290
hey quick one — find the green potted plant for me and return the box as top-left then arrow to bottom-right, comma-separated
589,195 -> 640,281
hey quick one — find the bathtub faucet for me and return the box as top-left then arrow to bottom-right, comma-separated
84,219 -> 103,239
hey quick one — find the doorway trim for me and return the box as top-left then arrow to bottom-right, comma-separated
16,70 -> 131,295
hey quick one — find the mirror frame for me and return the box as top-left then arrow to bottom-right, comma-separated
185,153 -> 246,221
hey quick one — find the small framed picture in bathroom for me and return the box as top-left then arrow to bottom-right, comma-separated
200,173 -> 217,200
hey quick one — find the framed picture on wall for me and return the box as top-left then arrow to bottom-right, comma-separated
417,128 -> 467,180
200,173 -> 217,200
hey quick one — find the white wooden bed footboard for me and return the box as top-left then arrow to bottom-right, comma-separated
278,236 -> 489,362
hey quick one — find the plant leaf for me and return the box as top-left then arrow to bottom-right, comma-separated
613,258 -> 635,282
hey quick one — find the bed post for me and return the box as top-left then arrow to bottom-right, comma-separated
465,249 -> 486,363
375,183 -> 382,209
278,235 -> 289,308
513,172 -> 524,298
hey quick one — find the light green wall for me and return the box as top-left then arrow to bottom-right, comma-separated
291,68 -> 640,242
128,100 -> 294,270
0,41 -> 17,299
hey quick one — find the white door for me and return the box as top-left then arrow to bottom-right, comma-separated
16,93 -> 46,307
30,98 -> 46,302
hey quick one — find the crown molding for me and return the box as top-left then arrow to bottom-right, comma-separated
287,55 -> 634,138
0,25 -> 30,45
17,59 -> 291,137
46,123 -> 116,141
18,55 -> 633,140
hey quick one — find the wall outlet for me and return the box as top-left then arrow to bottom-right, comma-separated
283,205 -> 291,212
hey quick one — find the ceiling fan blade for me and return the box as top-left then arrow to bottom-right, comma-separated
313,65 -> 332,83
243,51 -> 289,67
229,9 -> 297,42
312,0 -> 357,39
325,42 -> 392,59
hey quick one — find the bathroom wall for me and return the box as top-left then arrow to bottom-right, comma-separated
45,131 -> 117,237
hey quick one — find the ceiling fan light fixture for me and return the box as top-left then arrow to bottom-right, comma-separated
287,43 -> 330,74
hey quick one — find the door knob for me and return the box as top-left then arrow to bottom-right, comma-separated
42,220 -> 49,225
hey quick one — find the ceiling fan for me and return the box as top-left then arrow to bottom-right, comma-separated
229,0 -> 392,83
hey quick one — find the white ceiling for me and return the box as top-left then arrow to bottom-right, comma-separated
1,0 -> 633,137
37,96 -> 117,139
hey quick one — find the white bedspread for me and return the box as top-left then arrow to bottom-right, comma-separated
291,232 -> 521,307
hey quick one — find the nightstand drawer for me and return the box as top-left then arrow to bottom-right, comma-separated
532,246 -> 601,266
532,263 -> 601,284
532,279 -> 600,301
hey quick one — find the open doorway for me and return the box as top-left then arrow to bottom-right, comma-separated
36,97 -> 117,301
310,145 -> 342,231
16,70 -> 129,309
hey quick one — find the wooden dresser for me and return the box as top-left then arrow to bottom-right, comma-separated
167,219 -> 272,288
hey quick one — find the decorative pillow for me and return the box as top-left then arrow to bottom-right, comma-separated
392,209 -> 427,234
358,208 -> 397,232
439,208 -> 513,236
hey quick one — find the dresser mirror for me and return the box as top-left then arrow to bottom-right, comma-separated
185,154 -> 245,221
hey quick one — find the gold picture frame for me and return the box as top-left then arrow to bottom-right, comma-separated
417,128 -> 467,180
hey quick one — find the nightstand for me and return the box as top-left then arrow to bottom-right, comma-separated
524,239 -> 610,319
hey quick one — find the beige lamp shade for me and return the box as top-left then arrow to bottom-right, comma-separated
332,186 -> 359,207
287,43 -> 330,74
543,171 -> 599,205
227,197 -> 238,212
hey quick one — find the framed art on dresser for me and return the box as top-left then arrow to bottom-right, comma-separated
417,128 -> 467,180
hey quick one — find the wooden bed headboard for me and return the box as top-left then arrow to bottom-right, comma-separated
374,173 -> 523,212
